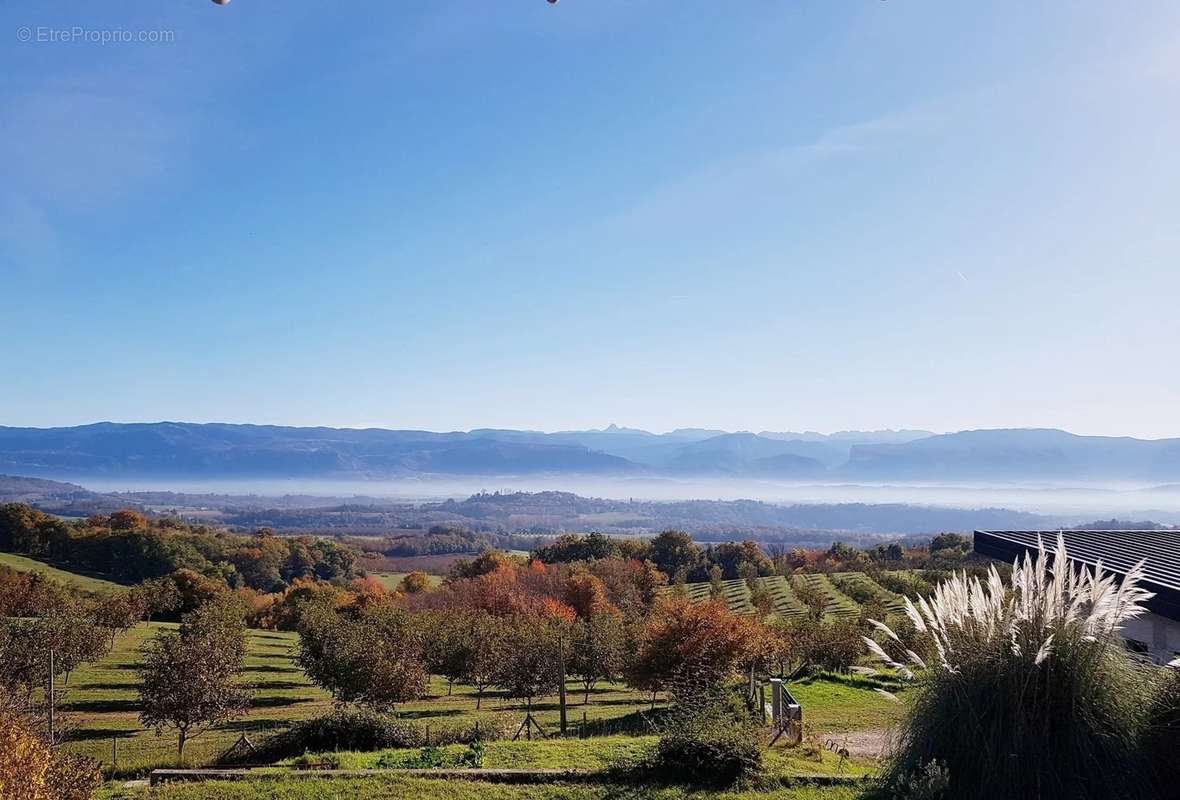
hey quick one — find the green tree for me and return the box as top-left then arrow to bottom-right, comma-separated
568,613 -> 627,703
649,530 -> 701,580
137,597 -> 251,762
298,603 -> 427,710
422,611 -> 473,695
462,611 -> 510,709
494,614 -> 565,708
709,565 -> 724,598
91,591 -> 147,647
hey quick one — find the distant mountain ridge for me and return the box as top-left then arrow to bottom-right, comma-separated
1,422 -> 1179,483
842,428 -> 1180,481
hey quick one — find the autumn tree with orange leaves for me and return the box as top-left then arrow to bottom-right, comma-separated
626,596 -> 766,699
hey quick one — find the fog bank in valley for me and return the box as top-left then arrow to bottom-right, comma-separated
80,475 -> 1180,525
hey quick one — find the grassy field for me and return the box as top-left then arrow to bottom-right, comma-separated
97,776 -> 870,800
26,549 -> 905,797
0,551 -> 123,593
63,619 -> 903,781
787,673 -> 906,735
61,624 -> 332,774
60,624 -> 671,775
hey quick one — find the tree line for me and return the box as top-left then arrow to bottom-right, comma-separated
0,504 -> 361,592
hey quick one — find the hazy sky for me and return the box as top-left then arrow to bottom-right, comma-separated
3,2 -> 1179,437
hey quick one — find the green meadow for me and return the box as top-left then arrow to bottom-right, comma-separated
0,550 -> 124,593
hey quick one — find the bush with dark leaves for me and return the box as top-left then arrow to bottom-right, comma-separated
242,709 -> 420,763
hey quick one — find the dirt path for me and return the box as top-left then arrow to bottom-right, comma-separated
821,728 -> 892,760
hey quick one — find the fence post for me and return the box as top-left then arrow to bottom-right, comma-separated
558,630 -> 567,736
112,736 -> 118,770
770,678 -> 783,723
48,649 -> 55,744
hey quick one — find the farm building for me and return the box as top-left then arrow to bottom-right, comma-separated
975,529 -> 1180,665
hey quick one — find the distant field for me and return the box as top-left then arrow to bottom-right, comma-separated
362,553 -> 468,575
371,571 -> 445,590
0,551 -> 123,593
575,511 -> 653,525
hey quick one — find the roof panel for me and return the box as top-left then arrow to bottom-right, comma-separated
974,529 -> 1180,621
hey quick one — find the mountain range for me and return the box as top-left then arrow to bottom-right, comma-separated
1,422 -> 1179,483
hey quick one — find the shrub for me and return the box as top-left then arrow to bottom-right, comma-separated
376,742 -> 484,769
43,752 -> 102,800
0,712 -> 50,800
651,699 -> 762,786
245,709 -> 421,763
892,760 -> 951,800
643,676 -> 763,787
0,711 -> 100,800
865,534 -> 1157,800
1145,668 -> 1180,798
773,615 -> 865,674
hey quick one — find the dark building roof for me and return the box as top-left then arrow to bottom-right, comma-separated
974,530 -> 1180,622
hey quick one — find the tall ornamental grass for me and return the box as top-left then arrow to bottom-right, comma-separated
865,534 -> 1158,800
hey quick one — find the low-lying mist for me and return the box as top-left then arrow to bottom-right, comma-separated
79,475 -> 1180,523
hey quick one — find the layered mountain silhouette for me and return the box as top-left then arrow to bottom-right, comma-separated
1,422 -> 1179,482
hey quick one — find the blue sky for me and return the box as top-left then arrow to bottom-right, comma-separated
2,2 -> 1179,437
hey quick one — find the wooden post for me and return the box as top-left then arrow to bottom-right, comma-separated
558,629 -> 568,736
474,720 -> 480,741
425,724 -> 430,746
581,711 -> 587,739
112,736 -> 119,770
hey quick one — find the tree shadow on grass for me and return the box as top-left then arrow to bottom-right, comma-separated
74,682 -> 140,691
62,699 -> 141,713
221,718 -> 295,734
241,665 -> 302,674
582,708 -> 671,737
64,728 -> 140,742
396,708 -> 464,720
249,696 -> 311,709
528,696 -> 653,712
250,681 -> 312,691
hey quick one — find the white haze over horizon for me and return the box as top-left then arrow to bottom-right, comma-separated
73,475 -> 1180,521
